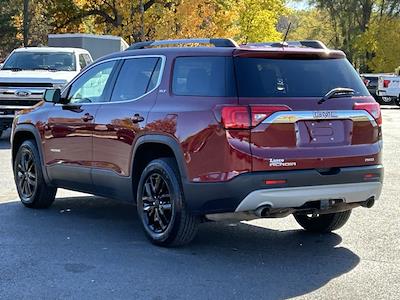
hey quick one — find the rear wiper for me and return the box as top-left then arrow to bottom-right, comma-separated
318,88 -> 355,105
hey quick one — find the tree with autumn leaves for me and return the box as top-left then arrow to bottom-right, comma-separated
0,0 -> 286,53
288,0 -> 400,73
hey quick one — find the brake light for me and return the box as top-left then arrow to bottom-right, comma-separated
220,106 -> 250,129
220,105 -> 290,129
353,102 -> 382,126
383,79 -> 391,88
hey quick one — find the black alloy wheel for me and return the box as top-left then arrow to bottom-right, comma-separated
16,147 -> 38,200
141,173 -> 173,233
14,140 -> 57,208
137,158 -> 199,247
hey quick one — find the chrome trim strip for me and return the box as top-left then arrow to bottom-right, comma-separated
0,105 -> 35,110
0,115 -> 15,118
0,88 -> 47,94
57,55 -> 166,106
262,110 -> 376,126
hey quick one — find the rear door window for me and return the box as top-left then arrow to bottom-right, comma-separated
83,54 -> 93,66
79,54 -> 87,69
172,57 -> 235,97
111,57 -> 161,102
235,58 -> 369,97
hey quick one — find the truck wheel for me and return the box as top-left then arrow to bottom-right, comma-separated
294,210 -> 352,233
137,158 -> 199,247
379,96 -> 394,105
14,140 -> 57,208
396,97 -> 400,107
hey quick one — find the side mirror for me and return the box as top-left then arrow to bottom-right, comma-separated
43,89 -> 64,104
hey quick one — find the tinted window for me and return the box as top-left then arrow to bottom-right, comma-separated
235,58 -> 369,97
111,57 -> 160,102
79,54 -> 87,69
83,54 -> 92,66
148,59 -> 162,91
172,57 -> 235,97
3,52 -> 76,71
69,61 -> 116,104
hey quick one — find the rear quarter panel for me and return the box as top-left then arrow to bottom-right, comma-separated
146,53 -> 252,182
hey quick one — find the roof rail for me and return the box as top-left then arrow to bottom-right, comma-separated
246,40 -> 328,50
127,38 -> 239,50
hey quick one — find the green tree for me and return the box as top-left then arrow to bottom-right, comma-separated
0,0 -> 20,59
287,8 -> 336,46
237,0 -> 287,43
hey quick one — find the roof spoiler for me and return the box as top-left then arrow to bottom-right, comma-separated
246,40 -> 328,50
127,38 -> 239,50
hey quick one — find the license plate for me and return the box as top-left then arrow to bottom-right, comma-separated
297,120 -> 352,147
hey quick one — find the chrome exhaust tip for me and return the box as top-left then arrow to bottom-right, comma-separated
361,197 -> 375,208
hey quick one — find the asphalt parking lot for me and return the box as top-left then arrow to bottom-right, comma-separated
0,107 -> 399,299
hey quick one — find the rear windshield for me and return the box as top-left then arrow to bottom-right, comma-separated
3,52 -> 76,71
235,58 -> 369,97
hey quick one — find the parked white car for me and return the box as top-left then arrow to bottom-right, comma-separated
0,47 -> 93,137
377,74 -> 400,106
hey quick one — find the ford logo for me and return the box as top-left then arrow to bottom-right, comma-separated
15,91 -> 31,97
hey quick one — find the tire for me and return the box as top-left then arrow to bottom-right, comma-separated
377,96 -> 393,105
294,210 -> 352,233
136,158 -> 199,247
396,97 -> 400,107
14,140 -> 57,208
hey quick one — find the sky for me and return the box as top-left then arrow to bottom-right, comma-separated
287,0 -> 310,10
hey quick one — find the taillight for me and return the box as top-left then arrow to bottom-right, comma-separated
219,105 -> 290,129
220,106 -> 250,129
354,102 -> 382,126
383,79 -> 391,88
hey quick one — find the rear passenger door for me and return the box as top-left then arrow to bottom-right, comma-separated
92,56 -> 163,199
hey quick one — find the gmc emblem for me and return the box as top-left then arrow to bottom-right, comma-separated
313,111 -> 338,119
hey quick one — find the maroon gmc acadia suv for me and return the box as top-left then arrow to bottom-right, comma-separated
11,39 -> 383,246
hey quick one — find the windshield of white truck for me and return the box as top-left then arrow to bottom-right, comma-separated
2,52 -> 76,71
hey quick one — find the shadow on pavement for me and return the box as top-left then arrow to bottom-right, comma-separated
0,196 -> 360,299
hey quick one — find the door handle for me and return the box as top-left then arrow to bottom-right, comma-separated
131,114 -> 145,123
81,113 -> 94,122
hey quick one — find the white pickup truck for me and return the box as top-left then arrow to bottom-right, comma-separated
377,73 -> 400,106
0,47 -> 93,137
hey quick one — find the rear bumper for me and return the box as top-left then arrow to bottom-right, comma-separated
235,182 -> 381,212
183,165 -> 384,215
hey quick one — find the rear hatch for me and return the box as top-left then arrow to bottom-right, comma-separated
233,49 -> 382,172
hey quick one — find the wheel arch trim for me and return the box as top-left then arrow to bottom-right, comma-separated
12,124 -> 51,184
131,135 -> 189,182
